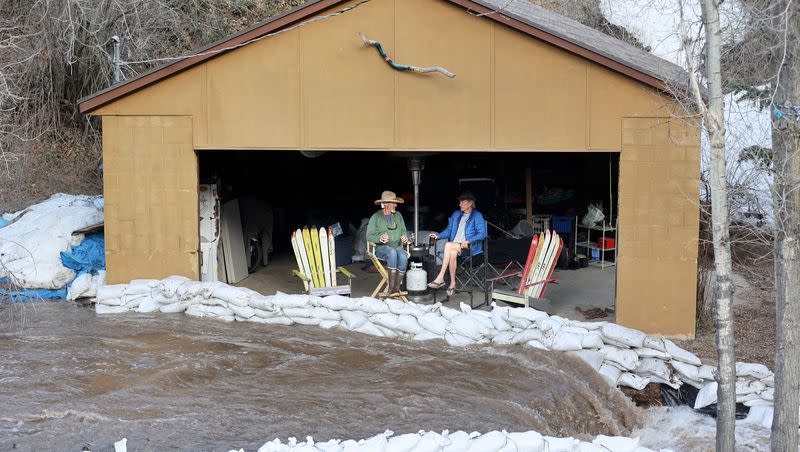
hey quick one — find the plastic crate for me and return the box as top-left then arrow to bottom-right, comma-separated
551,215 -> 574,235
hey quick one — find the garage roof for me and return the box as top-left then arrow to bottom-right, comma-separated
78,0 -> 689,114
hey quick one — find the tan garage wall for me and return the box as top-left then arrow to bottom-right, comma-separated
93,0 -> 700,336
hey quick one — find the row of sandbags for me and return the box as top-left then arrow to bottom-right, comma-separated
111,430 -> 655,452
92,276 -> 776,419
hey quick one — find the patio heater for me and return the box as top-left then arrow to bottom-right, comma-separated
406,157 -> 432,302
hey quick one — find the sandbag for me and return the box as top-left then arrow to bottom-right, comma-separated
385,433 -> 422,452
319,295 -> 352,311
261,317 -> 294,326
121,294 -> 146,308
561,326 -> 590,335
697,365 -> 716,381
599,346 -> 639,371
214,286 -> 253,307
67,273 -> 93,300
736,379 -> 766,396
200,281 -> 227,299
598,363 -> 622,387
413,330 -> 443,341
600,323 -> 646,349
95,304 -> 128,314
96,297 -> 123,306
341,311 -> 369,330
418,312 -> 449,336
526,340 -> 547,350
291,317 -> 321,326
548,331 -> 584,351
491,306 -> 513,331
387,299 -> 425,317
229,304 -> 255,319
124,279 -> 158,295
504,431 -> 545,452
354,321 -> 387,337
444,332 -> 474,347
371,312 -> 401,331
160,301 -> 189,314
736,362 -> 771,380
694,381 -> 717,409
176,281 -> 204,300
571,320 -> 605,331
512,328 -> 543,344
466,430 -> 507,451
592,435 -> 639,452
507,307 -> 549,323
567,350 -> 604,371
581,333 -> 604,349
206,305 -> 234,318
447,314 -> 484,340
283,307 -> 314,318
663,339 -> 701,366
744,406 -> 774,429
395,314 -> 423,335
670,360 -> 700,381
634,347 -> 671,360
319,319 -> 340,329
250,295 -> 276,311
136,298 -> 160,313
312,306 -> 341,321
158,275 -> 190,297
185,304 -> 207,318
439,305 -> 462,321
491,331 -> 516,345
543,436 -> 579,452
642,336 -> 667,352
618,373 -> 649,390
96,284 -> 126,301
635,358 -> 671,382
353,297 -> 390,314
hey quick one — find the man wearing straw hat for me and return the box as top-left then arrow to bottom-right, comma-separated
366,190 -> 410,296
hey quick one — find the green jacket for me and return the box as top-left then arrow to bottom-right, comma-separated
366,210 -> 408,248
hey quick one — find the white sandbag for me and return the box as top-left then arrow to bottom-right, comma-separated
465,312 -> 494,331
124,279 -> 158,296
635,358 -> 671,382
261,317 -> 293,326
374,324 -> 399,338
647,373 -> 683,390
121,294 -> 146,308
185,304 -> 207,318
319,295 -> 353,311
571,320 -> 605,331
199,281 -> 226,299
136,298 -> 160,313
96,284 -> 126,301
216,315 -> 235,322
544,436 -> 580,452
341,311 -> 369,330
744,398 -> 774,407
385,433 -> 420,452
759,387 -> 774,401
411,431 -> 450,452
439,305 -> 462,321
387,299 -> 425,317
599,346 -> 639,371
527,340 -> 547,350
206,305 -> 234,318
697,365 -> 716,381
354,321 -> 387,337
447,314 -> 484,340
154,294 -> 179,305
445,430 -> 475,451
213,286 -> 253,307
737,392 -> 762,404
592,435 -> 639,452
663,339 -> 701,366
158,275 -> 190,297
634,347 -> 671,360
353,297 -> 390,314
600,323 -> 646,348
311,306 -> 341,321
642,336 -> 667,352
536,317 -> 564,335
762,374 -> 774,387
744,406 -> 774,429
491,331 -> 516,345
204,297 -> 229,308
508,307 -> 549,323
618,373 -> 650,390
548,331 -> 584,351
512,328 -> 543,344
561,326 -> 590,335
319,319 -> 340,329
736,362 -> 772,380
95,304 -> 129,314
736,379 -> 766,396
670,360 -> 700,381
395,314 -> 423,335
97,297 -> 123,306
467,430 -> 507,451
418,312 -> 449,336
491,306 -> 513,331
504,431 -> 544,452
250,295 -> 276,311
444,332 -> 474,347
67,273 -> 93,300
160,301 -> 188,313
371,312 -> 400,330
505,316 -> 533,330
413,330 -> 443,341
292,317 -> 321,326
694,381 -> 718,409
176,281 -> 204,300
581,333 -> 604,349
567,350 -> 605,371
283,307 -> 314,318
229,304 -> 255,319
598,363 -> 622,387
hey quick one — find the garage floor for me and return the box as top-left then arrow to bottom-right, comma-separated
236,254 -> 615,323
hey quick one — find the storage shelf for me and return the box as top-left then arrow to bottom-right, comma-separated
576,241 -> 616,251
579,223 -> 616,232
588,259 -> 616,268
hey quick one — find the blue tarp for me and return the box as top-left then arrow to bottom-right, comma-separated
0,233 -> 105,302
0,218 -> 8,228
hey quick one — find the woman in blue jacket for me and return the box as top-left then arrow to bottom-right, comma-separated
427,191 -> 487,296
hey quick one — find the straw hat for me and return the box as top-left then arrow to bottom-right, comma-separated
374,190 -> 404,205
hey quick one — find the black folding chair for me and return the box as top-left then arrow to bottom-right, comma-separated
431,237 -> 490,308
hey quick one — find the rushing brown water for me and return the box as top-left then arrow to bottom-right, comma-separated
0,302 -> 641,451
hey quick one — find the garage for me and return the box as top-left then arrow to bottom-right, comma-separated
79,0 -> 700,335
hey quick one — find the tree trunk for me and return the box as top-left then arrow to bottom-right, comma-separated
771,2 -> 800,451
697,0 -> 738,448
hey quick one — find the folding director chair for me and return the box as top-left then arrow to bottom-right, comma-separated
488,230 -> 563,308
431,237 -> 490,308
366,241 -> 410,302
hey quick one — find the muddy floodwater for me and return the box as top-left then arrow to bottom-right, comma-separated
0,302 -> 641,451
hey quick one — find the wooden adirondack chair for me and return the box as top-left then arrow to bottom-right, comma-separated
291,227 -> 355,297
488,230 -> 563,307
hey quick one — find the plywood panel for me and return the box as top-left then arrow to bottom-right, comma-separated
301,0 -> 395,148
103,115 -> 198,283
395,0 -> 491,149
207,30 -> 301,148
494,24 -> 587,150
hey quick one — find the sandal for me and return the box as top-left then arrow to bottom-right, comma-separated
446,287 -> 455,297
427,280 -> 445,289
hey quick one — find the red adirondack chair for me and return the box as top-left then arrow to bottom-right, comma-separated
488,230 -> 563,307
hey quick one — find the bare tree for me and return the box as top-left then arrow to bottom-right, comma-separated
677,0 -> 737,448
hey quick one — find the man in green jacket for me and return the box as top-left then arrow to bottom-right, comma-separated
367,190 -> 409,296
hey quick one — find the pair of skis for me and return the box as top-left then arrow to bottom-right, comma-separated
291,227 -> 337,290
519,229 -> 563,299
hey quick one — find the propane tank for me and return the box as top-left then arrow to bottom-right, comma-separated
406,261 -> 428,293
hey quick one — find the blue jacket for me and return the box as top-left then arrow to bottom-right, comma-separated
438,209 -> 487,256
